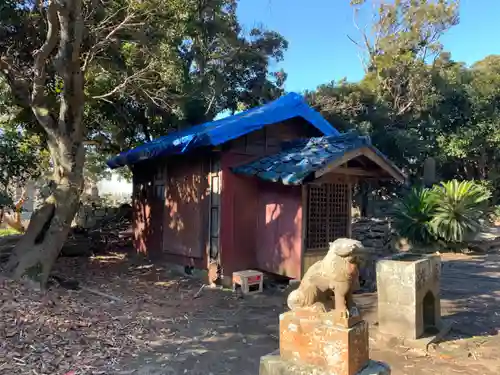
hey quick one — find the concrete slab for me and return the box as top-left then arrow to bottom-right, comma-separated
371,318 -> 453,351
259,352 -> 390,375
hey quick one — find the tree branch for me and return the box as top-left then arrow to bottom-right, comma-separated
348,3 -> 377,73
91,64 -> 152,100
0,58 -> 31,107
47,0 -> 85,142
82,7 -> 141,72
31,0 -> 59,131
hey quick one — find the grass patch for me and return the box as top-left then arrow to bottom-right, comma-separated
0,228 -> 21,236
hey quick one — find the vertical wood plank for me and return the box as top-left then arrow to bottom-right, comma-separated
300,185 -> 309,279
205,156 -> 212,269
347,181 -> 353,238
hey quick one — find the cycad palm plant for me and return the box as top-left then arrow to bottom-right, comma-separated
430,180 -> 491,243
393,187 -> 437,246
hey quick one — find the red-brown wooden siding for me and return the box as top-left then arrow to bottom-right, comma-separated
219,153 -> 303,279
219,153 -> 259,277
132,117 -> 321,276
132,155 -> 210,269
132,163 -> 164,257
162,157 -> 209,259
219,117 -> 316,278
255,182 -> 302,279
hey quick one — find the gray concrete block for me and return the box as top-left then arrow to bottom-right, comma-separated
377,253 -> 442,340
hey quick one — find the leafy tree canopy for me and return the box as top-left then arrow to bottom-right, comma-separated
0,0 -> 288,181
309,0 -> 500,202
0,0 -> 288,285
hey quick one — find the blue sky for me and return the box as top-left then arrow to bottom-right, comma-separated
237,0 -> 500,93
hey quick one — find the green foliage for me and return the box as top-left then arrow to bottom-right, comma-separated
0,227 -> 21,237
0,126 -> 49,207
0,0 -> 289,181
492,205 -> 500,222
0,128 -> 49,185
307,0 -> 500,204
393,187 -> 437,245
430,180 -> 491,243
0,190 -> 13,209
394,180 -> 491,248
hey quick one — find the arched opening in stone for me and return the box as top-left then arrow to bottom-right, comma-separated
423,291 -> 436,330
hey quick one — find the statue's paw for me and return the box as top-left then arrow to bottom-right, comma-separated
287,290 -> 305,311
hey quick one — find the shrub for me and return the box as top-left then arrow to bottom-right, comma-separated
0,190 -> 13,209
490,205 -> 500,223
393,187 -> 437,246
430,180 -> 491,243
393,180 -> 491,248
0,228 -> 21,237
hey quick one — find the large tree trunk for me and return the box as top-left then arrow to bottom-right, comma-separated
2,0 -> 85,288
6,147 -> 84,287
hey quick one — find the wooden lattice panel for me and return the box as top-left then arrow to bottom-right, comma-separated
306,183 -> 349,250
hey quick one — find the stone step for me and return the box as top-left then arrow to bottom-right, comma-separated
260,354 -> 391,375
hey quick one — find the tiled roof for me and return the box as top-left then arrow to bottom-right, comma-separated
106,92 -> 339,169
231,132 -> 402,185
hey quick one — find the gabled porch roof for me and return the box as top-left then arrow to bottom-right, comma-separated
231,131 -> 406,185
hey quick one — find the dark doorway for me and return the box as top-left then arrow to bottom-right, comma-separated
423,291 -> 436,332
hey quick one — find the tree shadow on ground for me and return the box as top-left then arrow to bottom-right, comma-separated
439,254 -> 500,339
341,253 -> 500,344
53,246 -> 291,375
122,290 -> 284,375
49,250 -> 500,374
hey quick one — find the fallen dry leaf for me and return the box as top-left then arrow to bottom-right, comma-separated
0,244 -> 205,375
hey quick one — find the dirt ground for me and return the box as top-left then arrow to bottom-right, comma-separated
1,251 -> 500,375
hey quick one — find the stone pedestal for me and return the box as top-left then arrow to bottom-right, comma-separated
260,353 -> 390,375
258,307 -> 386,375
377,253 -> 442,340
279,310 -> 369,375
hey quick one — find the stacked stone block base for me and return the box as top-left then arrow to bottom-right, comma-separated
260,353 -> 390,375
259,309 -> 388,375
280,309 -> 368,375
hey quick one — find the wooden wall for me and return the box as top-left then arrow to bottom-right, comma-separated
132,116 -> 327,275
255,182 -> 303,279
162,156 -> 210,264
226,116 -> 322,157
219,117 -> 319,278
132,154 -> 211,269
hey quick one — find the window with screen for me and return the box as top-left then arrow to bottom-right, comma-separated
306,183 -> 350,250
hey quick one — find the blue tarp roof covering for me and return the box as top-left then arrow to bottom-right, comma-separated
106,92 -> 340,169
232,132 -> 405,185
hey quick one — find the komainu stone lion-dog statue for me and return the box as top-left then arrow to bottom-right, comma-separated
287,238 -> 368,319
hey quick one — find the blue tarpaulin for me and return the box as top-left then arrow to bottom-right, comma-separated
106,92 -> 340,169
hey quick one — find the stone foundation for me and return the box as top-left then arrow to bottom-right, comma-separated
278,310 -> 369,375
260,353 -> 390,375
352,218 -> 398,291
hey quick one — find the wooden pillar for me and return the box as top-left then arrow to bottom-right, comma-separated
347,180 -> 353,238
300,185 -> 309,279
